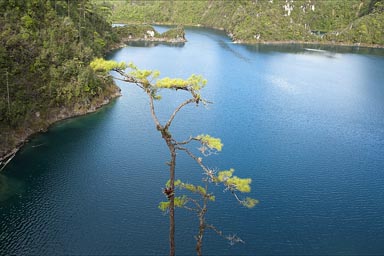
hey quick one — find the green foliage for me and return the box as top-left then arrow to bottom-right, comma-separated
113,23 -> 186,43
161,179 -> 216,212
160,25 -> 185,40
325,10 -> 384,45
130,69 -> 156,82
186,74 -> 207,91
107,0 -> 384,46
214,168 -> 258,208
90,58 -> 127,72
93,59 -> 207,98
0,0 -> 119,156
242,197 -> 259,208
113,24 -> 160,39
156,77 -> 190,88
156,74 -> 207,92
216,168 -> 252,194
196,134 -> 223,152
159,196 -> 188,211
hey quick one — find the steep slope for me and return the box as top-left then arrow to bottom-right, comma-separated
109,0 -> 384,46
0,0 -> 119,161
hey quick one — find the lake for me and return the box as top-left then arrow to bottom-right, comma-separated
1,27 -> 384,255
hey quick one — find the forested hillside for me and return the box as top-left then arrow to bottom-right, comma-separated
0,0 -> 119,160
109,0 -> 384,46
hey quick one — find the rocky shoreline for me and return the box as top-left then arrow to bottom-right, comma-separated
0,85 -> 121,172
121,36 -> 186,43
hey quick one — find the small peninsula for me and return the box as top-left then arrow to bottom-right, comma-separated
113,24 -> 186,45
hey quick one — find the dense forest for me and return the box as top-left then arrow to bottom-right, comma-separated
109,0 -> 384,46
0,0 -> 119,159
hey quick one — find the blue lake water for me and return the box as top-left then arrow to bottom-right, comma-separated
1,27 -> 384,255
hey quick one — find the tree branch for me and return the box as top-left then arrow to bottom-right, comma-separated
146,89 -> 162,130
175,146 -> 219,186
176,146 -> 250,206
206,224 -> 223,237
112,69 -> 146,89
113,68 -> 141,84
186,197 -> 203,211
165,98 -> 196,130
173,136 -> 193,145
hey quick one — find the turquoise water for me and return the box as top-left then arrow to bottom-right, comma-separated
1,27 -> 384,255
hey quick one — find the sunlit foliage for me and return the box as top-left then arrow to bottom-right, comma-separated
90,58 -> 127,72
196,134 -> 223,152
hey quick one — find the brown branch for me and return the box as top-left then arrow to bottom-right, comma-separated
165,98 -> 196,130
183,205 -> 200,213
176,146 -> 212,177
145,89 -> 162,130
231,190 -> 246,205
167,85 -> 191,91
206,224 -> 223,237
186,197 -> 203,211
113,69 -> 140,84
112,69 -> 145,89
173,136 -> 193,145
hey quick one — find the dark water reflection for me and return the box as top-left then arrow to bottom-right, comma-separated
244,43 -> 384,56
0,175 -> 24,202
124,40 -> 185,48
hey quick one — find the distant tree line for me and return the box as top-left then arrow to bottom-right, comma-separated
108,0 -> 384,46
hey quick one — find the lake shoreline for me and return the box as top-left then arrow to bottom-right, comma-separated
232,39 -> 384,49
115,21 -> 384,49
109,37 -> 186,51
0,85 -> 121,172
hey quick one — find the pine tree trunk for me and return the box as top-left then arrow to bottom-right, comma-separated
164,132 -> 176,256
169,148 -> 176,256
196,218 -> 204,256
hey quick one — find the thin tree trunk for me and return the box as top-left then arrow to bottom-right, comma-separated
196,197 -> 207,256
196,215 -> 204,256
168,146 -> 176,256
163,132 -> 176,256
161,133 -> 176,256
147,92 -> 176,256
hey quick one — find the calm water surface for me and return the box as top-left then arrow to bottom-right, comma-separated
1,27 -> 384,255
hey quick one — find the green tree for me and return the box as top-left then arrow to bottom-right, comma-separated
90,58 -> 257,255
0,0 -> 120,159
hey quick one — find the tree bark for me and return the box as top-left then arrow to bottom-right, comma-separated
196,214 -> 205,256
196,197 -> 207,256
147,91 -> 176,256
161,129 -> 176,256
168,145 -> 176,256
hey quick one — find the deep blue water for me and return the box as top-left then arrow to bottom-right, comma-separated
1,27 -> 384,255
